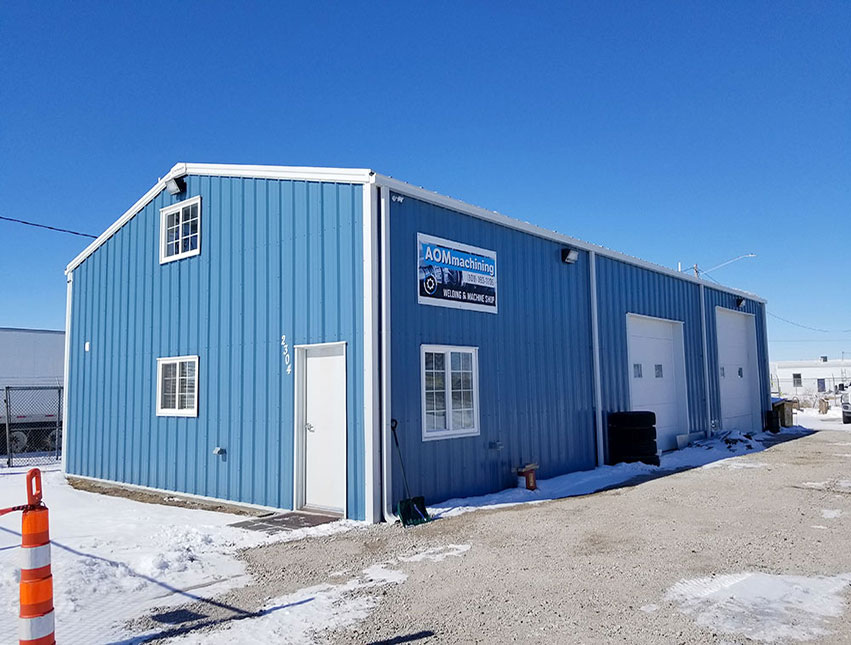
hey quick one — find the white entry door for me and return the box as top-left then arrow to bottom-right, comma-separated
716,308 -> 760,432
297,343 -> 347,515
627,315 -> 689,451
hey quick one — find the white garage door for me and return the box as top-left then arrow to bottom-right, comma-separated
627,315 -> 689,451
716,308 -> 760,432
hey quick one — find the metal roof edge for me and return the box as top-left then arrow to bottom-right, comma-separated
0,327 -> 65,335
65,163 -> 375,274
373,173 -> 767,305
65,162 -> 766,306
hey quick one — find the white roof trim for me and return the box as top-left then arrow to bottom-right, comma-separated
65,163 -> 374,273
374,173 -> 766,303
64,162 -> 766,304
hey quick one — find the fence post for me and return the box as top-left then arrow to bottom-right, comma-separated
54,388 -> 61,462
5,386 -> 11,468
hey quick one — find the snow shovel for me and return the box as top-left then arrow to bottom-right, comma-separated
390,419 -> 431,527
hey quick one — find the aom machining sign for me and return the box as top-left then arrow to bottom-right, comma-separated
417,233 -> 497,314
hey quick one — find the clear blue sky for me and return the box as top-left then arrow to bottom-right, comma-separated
1,2 -> 848,360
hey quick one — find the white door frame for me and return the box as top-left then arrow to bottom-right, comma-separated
714,307 -> 761,432
293,341 -> 348,517
625,313 -> 690,444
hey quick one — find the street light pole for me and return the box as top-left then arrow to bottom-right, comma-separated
683,253 -> 757,279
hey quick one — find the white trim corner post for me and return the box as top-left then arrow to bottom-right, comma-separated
362,179 -> 381,523
378,186 -> 397,523
61,271 -> 73,473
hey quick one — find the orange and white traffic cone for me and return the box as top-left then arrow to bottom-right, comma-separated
18,469 -> 54,645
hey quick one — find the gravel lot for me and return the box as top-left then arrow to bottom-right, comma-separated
138,412 -> 851,644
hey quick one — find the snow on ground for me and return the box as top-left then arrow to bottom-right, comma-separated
428,426 -> 809,518
666,572 -> 851,642
149,545 -> 469,644
0,467 -> 358,644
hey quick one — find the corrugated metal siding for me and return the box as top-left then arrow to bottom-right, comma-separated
389,194 -> 597,506
595,256 -> 709,436
703,288 -> 771,427
66,176 -> 366,519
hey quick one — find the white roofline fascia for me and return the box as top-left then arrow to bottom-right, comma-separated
65,161 -> 766,304
65,163 -> 375,273
373,173 -> 766,304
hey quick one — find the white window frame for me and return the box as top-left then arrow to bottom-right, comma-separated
159,195 -> 201,264
156,355 -> 199,417
420,344 -> 480,441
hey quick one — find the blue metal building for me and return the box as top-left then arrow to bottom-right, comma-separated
63,163 -> 770,522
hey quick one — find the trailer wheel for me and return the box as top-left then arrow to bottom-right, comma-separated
10,431 -> 27,453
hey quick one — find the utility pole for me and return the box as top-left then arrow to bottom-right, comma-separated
693,263 -> 700,278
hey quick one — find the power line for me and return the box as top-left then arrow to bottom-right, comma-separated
0,215 -> 97,239
767,311 -> 851,334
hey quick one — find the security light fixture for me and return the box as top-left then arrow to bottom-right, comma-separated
561,247 -> 579,264
735,297 -> 745,308
165,176 -> 186,195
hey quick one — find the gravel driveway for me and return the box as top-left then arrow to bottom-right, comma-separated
137,412 -> 851,644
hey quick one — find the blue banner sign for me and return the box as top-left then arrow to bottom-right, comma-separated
417,233 -> 498,314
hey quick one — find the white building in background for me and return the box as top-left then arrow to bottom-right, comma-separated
771,356 -> 851,398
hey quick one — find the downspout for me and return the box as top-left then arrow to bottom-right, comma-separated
378,185 -> 398,523
760,301 -> 772,420
589,251 -> 605,466
700,283 -> 711,437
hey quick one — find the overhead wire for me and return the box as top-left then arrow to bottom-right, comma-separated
0,214 -> 97,239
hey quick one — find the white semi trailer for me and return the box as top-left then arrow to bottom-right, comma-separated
0,328 -> 65,454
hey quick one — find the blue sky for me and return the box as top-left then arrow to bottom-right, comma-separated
1,2 -> 848,360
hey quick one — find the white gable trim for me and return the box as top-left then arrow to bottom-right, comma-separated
65,162 -> 765,304
65,163 -> 374,273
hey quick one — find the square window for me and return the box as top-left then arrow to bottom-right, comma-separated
633,363 -> 643,378
655,364 -> 663,378
160,196 -> 201,263
421,345 -> 479,441
157,356 -> 199,417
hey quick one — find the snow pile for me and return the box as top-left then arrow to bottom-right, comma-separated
666,572 -> 851,642
429,428 -> 792,518
0,467 -> 356,643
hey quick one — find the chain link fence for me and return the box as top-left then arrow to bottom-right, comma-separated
2,386 -> 63,467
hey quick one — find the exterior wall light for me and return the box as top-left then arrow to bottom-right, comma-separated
165,176 -> 186,195
561,247 -> 579,264
735,297 -> 746,308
